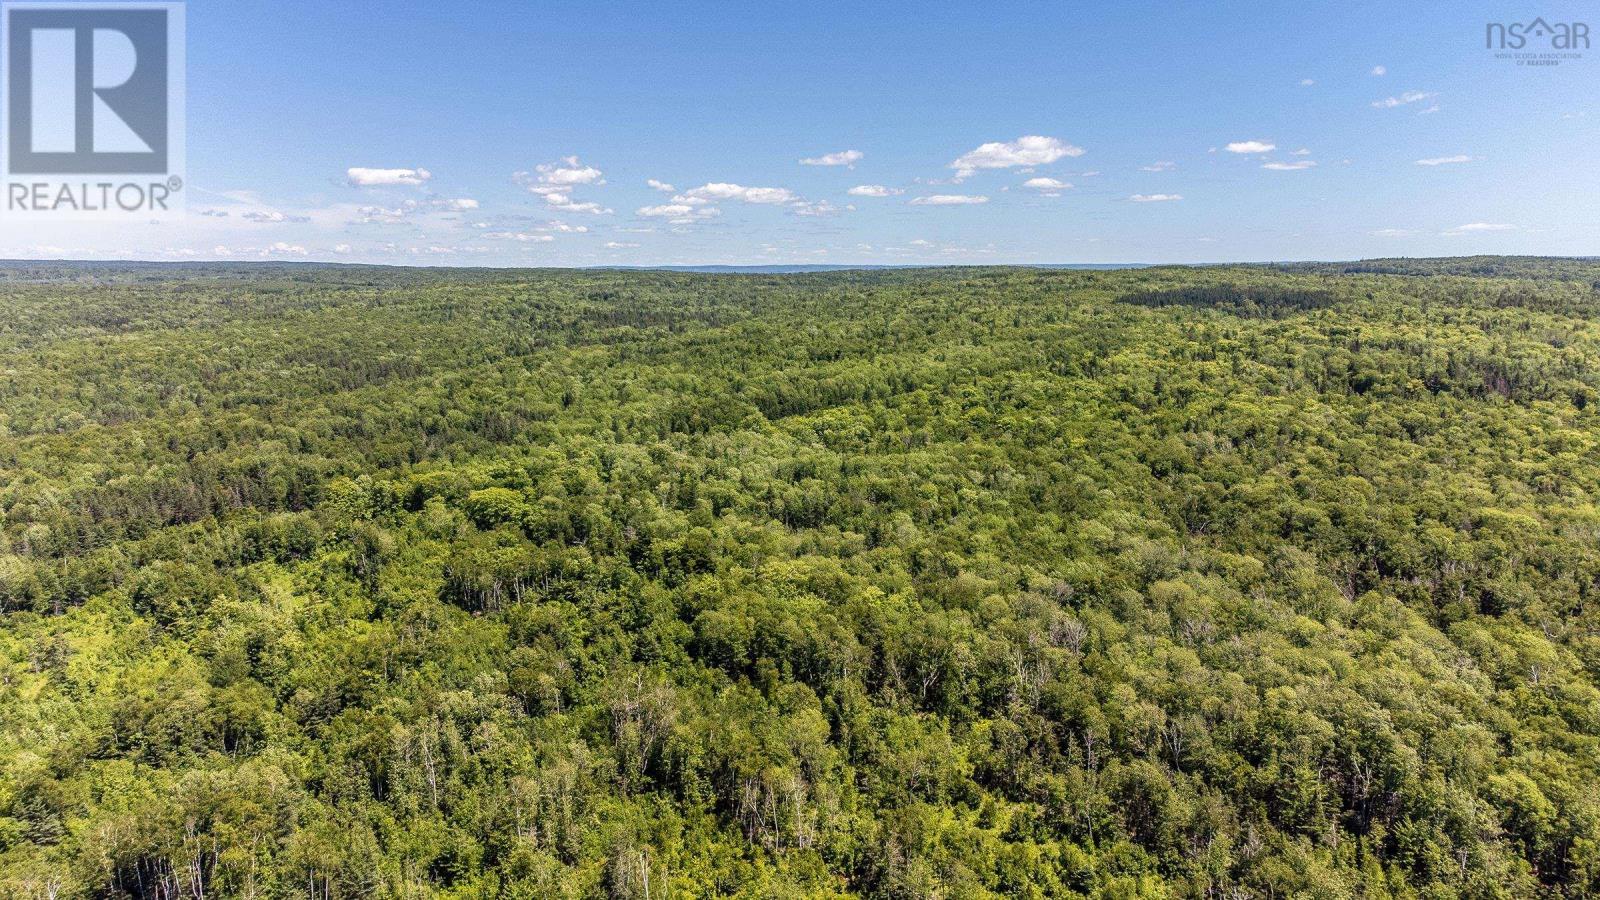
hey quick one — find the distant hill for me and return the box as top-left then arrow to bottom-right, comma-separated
592,262 -> 1157,273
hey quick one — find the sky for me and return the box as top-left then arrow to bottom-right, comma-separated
5,0 -> 1598,266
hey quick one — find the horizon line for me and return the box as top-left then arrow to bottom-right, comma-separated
0,254 -> 1592,272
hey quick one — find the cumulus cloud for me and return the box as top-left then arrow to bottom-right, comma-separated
799,150 -> 863,167
1372,90 -> 1434,108
532,156 -> 605,186
1226,140 -> 1276,154
515,157 -> 611,213
637,203 -> 698,217
437,197 -> 479,210
1022,177 -> 1072,196
682,183 -> 797,204
638,203 -> 720,224
1371,65 -> 1386,76
1141,161 -> 1176,172
347,167 -> 431,187
910,194 -> 989,206
949,136 -> 1083,178
1129,193 -> 1183,202
847,185 -> 902,197
1300,78 -> 1315,86
1416,155 -> 1473,166
642,181 -> 820,221
1262,160 -> 1316,171
646,179 -> 676,192
604,241 -> 639,249
541,194 -> 613,214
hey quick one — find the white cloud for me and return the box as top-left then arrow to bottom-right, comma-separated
910,194 -> 989,205
949,136 -> 1083,178
347,167 -> 431,187
332,244 -> 353,254
242,210 -> 311,223
409,245 -> 489,256
637,203 -> 697,217
1372,90 -> 1434,108
604,241 -> 639,249
1129,193 -> 1183,202
1371,65 -> 1387,76
646,179 -> 676,192
1416,154 -> 1473,166
848,184 -> 902,197
1022,177 -> 1072,196
637,203 -> 721,224
515,157 -> 611,214
484,232 -> 555,242
682,183 -> 797,204
1262,160 -> 1316,171
1141,161 -> 1176,172
1300,78 -> 1316,86
1226,140 -> 1276,154
1291,148 -> 1311,156
541,193 -> 612,214
532,156 -> 605,186
792,200 -> 846,217
1369,228 -> 1414,237
355,205 -> 411,223
338,196 -> 480,225
1444,222 -> 1516,235
799,149 -> 863,167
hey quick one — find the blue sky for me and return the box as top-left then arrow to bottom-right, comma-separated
8,0 -> 1598,265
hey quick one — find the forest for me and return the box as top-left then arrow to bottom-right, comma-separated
1,257 -> 1599,898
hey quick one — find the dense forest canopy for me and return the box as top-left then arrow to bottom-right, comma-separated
1,258 -> 1599,898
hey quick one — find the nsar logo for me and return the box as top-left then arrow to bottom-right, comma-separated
1486,18 -> 1590,50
